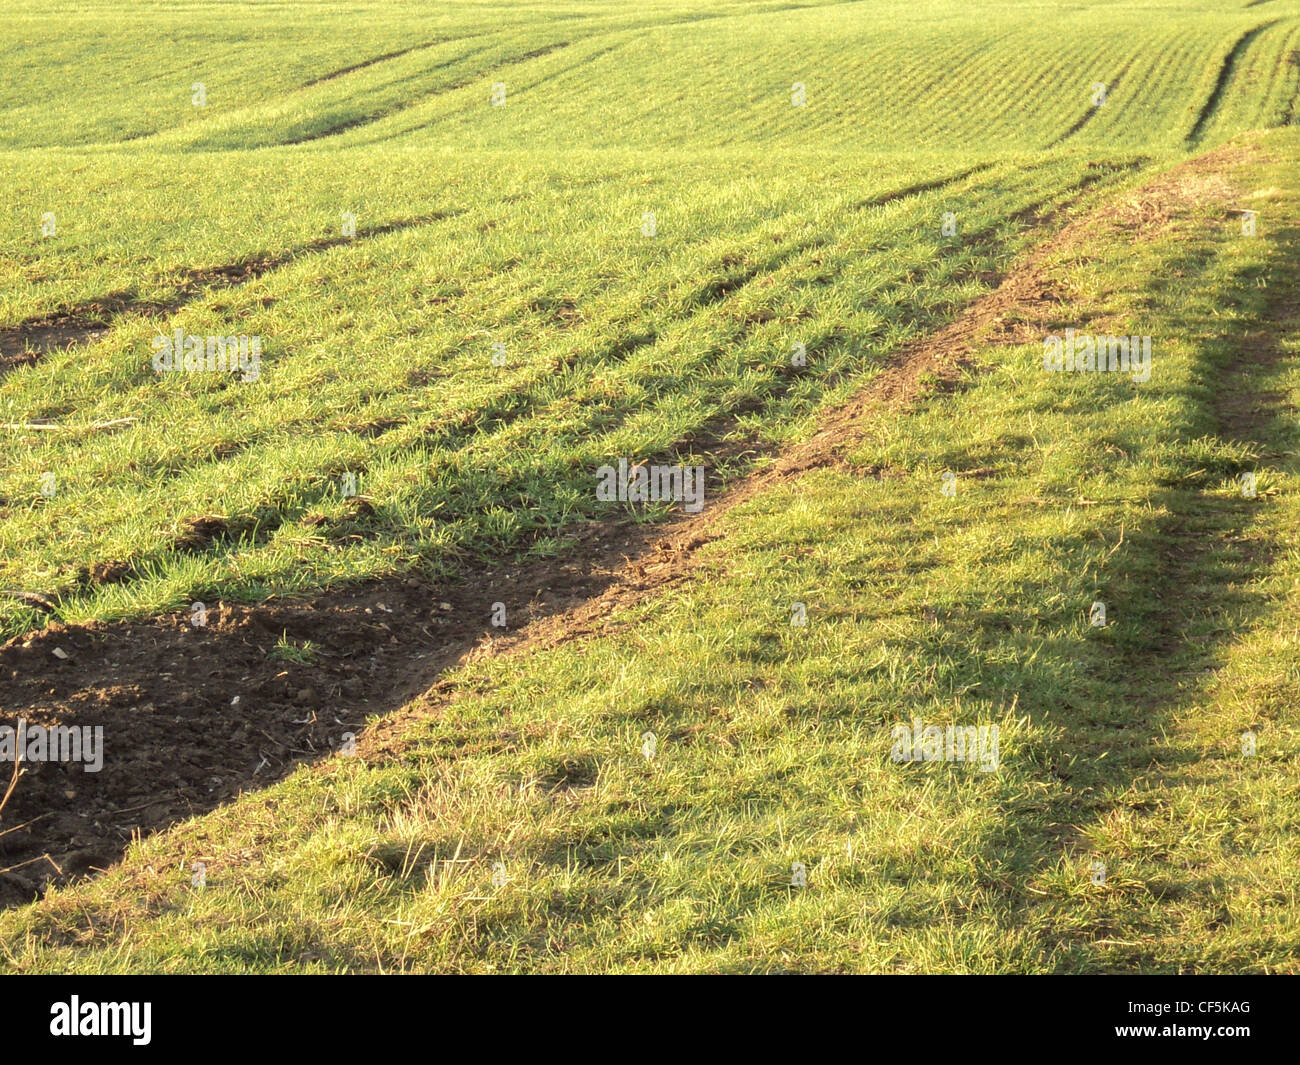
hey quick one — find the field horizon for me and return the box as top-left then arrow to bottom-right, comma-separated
1,0 -> 1298,979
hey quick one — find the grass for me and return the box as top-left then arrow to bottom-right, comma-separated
3,2 -> 1296,640
0,0 -> 1298,972
1,126 -> 1297,972
0,149 -> 1147,637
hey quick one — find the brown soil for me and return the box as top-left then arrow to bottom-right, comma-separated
0,317 -> 109,372
0,142 -> 1253,908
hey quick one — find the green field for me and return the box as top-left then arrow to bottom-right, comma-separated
0,0 -> 1298,973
